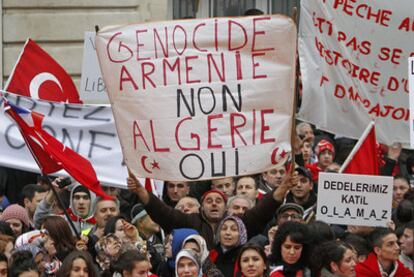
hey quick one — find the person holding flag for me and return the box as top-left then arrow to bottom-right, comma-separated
2,97 -> 111,237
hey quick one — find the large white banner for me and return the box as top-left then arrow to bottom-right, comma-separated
298,0 -> 413,146
0,92 -> 128,188
95,16 -> 297,181
317,172 -> 393,227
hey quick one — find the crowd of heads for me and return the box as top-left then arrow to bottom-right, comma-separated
0,121 -> 413,277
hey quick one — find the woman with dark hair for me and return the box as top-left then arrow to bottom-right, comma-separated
310,241 -> 356,277
42,216 -> 76,261
237,243 -> 268,277
9,250 -> 40,277
56,251 -> 99,277
209,215 -> 248,277
269,222 -> 310,277
112,250 -> 156,277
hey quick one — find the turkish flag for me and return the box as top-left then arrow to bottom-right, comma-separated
341,122 -> 379,175
5,39 -> 82,103
3,99 -> 110,199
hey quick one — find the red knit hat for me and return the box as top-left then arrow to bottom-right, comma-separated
201,189 -> 228,204
0,204 -> 31,228
315,139 -> 335,157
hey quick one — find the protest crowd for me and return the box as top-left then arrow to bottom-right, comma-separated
0,120 -> 413,277
0,4 -> 413,277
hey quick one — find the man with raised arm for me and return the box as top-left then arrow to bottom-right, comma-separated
127,170 -> 297,250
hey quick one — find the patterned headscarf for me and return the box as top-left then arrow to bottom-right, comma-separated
216,215 -> 247,250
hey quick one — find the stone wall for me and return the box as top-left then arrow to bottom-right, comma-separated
1,0 -> 168,87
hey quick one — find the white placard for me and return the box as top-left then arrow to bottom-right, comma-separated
298,0 -> 413,147
95,16 -> 297,181
409,57 -> 414,148
317,172 -> 393,227
80,32 -> 110,104
0,92 -> 127,188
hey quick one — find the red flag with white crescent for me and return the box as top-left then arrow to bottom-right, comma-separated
5,39 -> 82,103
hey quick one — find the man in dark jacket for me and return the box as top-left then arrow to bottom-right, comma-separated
127,172 -> 298,250
285,167 -> 316,222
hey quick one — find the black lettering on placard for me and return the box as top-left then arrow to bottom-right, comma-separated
177,88 -> 195,117
46,102 -> 56,117
211,151 -> 225,177
61,129 -> 83,152
84,107 -> 111,122
410,59 -> 414,75
197,87 -> 216,115
176,84 -> 242,117
344,208 -> 351,216
356,208 -> 364,217
5,124 -> 25,149
14,95 -> 36,111
369,210 -> 377,218
222,84 -> 242,112
381,185 -> 388,194
88,131 -> 115,158
63,105 -> 82,119
382,210 -> 388,219
179,153 -> 204,180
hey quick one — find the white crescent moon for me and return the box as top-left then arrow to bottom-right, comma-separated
29,72 -> 63,99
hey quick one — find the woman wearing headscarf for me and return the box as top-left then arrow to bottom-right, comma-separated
182,234 -> 224,277
175,249 -> 203,277
156,228 -> 198,277
209,216 -> 248,277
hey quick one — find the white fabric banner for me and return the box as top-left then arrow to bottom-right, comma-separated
0,92 -> 128,188
96,16 -> 297,181
298,0 -> 412,146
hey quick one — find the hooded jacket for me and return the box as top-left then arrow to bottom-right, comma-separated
67,184 -> 96,232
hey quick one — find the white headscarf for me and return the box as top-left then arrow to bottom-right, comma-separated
182,234 -> 209,263
175,249 -> 202,277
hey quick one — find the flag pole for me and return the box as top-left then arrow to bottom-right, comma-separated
43,175 -> 81,239
339,121 -> 375,173
289,6 -> 299,170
